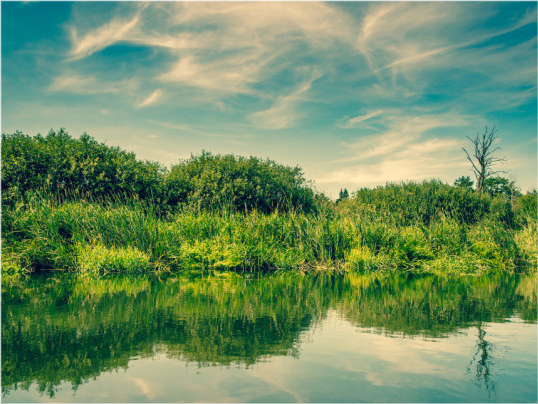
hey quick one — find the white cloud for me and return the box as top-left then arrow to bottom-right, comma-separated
48,74 -> 120,94
321,111 -> 476,188
249,71 -> 321,129
66,2 -> 357,98
341,110 -> 383,129
68,13 -> 142,61
137,89 -> 163,108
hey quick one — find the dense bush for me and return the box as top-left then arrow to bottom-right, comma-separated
2,131 -> 317,214
514,192 -> 537,225
1,129 -> 164,205
350,180 -> 492,226
164,151 -> 317,213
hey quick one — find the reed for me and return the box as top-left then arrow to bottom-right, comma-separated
2,190 -> 535,277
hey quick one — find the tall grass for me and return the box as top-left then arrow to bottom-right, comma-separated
2,188 -> 536,277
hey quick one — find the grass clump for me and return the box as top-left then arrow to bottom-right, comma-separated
76,244 -> 152,274
0,254 -> 25,277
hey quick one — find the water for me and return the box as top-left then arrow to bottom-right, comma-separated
2,272 -> 536,402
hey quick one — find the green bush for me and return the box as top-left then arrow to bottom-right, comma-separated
164,151 -> 317,213
351,180 -> 491,225
514,192 -> 538,219
1,129 -> 164,205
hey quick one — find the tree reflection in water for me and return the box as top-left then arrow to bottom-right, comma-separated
1,272 -> 536,398
467,322 -> 496,396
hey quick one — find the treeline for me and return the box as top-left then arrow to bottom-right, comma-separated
1,129 -> 536,276
1,129 -> 317,214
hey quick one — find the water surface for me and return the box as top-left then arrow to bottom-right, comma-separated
2,272 -> 536,402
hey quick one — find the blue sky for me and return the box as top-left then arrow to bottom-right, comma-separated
2,1 -> 537,197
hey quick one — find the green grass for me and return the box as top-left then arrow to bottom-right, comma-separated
2,190 -> 536,277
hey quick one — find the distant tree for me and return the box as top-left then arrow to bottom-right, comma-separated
462,126 -> 505,192
337,188 -> 349,203
454,176 -> 474,191
483,176 -> 520,202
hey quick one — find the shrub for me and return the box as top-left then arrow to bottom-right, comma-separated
164,151 -> 317,213
0,252 -> 24,276
514,192 -> 538,219
352,180 -> 491,225
1,129 -> 164,205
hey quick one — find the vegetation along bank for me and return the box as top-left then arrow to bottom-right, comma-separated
1,129 -> 536,278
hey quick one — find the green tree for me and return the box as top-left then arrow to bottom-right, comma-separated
337,188 -> 349,203
1,129 -> 164,205
483,176 -> 520,199
454,176 -> 474,191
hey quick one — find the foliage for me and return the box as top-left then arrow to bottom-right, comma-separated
2,190 -> 535,276
483,176 -> 520,198
336,188 -> 349,203
350,180 -> 491,226
1,130 -> 536,276
454,175 -> 474,191
514,192 -> 537,227
164,151 -> 317,213
1,130 -> 164,206
76,244 -> 152,274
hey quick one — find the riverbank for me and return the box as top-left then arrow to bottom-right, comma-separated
2,193 -> 536,278
2,131 -> 536,278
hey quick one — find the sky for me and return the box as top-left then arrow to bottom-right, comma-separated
2,1 -> 537,197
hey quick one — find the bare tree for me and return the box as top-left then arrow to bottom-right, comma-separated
462,126 -> 505,192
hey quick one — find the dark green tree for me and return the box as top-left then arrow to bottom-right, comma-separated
337,188 -> 349,203
483,176 -> 519,198
1,129 -> 164,204
454,176 -> 474,191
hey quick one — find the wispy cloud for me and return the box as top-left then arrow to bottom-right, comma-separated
249,71 -> 321,129
355,2 -> 536,112
137,89 -> 163,108
321,111 -> 477,188
68,13 -> 142,61
340,110 -> 383,129
48,74 -> 119,94
65,2 -> 356,99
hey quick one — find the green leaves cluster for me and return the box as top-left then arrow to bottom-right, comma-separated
350,180 -> 491,226
1,130 -> 163,204
1,130 -> 317,214
164,151 -> 317,213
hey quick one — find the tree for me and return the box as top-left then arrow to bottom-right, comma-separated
462,126 -> 505,192
483,176 -> 521,208
337,188 -> 349,203
454,176 -> 474,191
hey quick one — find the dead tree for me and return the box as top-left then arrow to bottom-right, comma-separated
462,126 -> 505,192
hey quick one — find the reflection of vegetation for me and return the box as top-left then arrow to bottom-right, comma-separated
340,273 -> 537,337
2,273 -> 536,397
467,323 -> 496,396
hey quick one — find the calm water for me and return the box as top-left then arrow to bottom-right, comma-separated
2,272 -> 537,403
